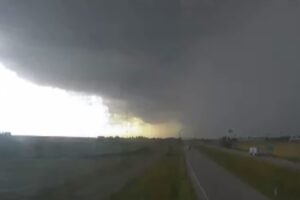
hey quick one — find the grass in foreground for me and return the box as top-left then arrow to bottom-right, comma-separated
110,147 -> 196,200
197,145 -> 300,200
31,148 -> 153,200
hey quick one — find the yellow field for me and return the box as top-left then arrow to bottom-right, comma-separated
236,141 -> 300,160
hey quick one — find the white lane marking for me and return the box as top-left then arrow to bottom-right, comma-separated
186,153 -> 209,200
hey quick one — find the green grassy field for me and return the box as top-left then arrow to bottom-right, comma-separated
236,141 -> 300,161
110,147 -> 196,200
197,145 -> 300,200
0,137 -> 181,200
30,148 -> 156,200
31,158 -> 135,200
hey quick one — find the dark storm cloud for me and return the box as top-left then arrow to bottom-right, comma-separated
0,0 -> 299,137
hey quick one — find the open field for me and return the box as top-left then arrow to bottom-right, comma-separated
235,141 -> 300,161
110,146 -> 196,200
197,145 -> 300,200
0,136 -> 175,200
31,154 -> 156,200
0,136 -> 154,158
0,157 -> 122,200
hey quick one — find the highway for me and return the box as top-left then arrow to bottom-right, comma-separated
185,148 -> 269,200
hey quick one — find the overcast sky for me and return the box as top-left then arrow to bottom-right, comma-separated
0,0 -> 299,137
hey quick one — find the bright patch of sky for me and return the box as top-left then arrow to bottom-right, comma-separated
0,63 -> 111,137
0,63 -> 180,138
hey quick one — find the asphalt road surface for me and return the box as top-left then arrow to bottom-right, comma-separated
185,148 -> 269,200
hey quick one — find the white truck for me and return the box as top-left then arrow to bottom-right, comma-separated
249,146 -> 258,156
